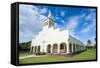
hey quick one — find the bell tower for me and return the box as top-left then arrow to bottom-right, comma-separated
43,11 -> 55,30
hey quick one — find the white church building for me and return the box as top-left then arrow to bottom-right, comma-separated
30,13 -> 86,55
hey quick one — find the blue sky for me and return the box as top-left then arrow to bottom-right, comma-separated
19,4 -> 96,44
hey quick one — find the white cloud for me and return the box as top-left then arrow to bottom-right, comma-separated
83,22 -> 88,26
69,31 -> 81,41
85,12 -> 95,21
19,4 -> 47,43
64,14 -> 88,40
40,8 -> 48,14
55,16 -> 60,20
81,23 -> 95,33
58,15 -> 81,40
19,31 -> 36,42
61,20 -> 65,24
66,16 -> 80,30
80,13 -> 87,18
61,11 -> 65,17
81,10 -> 96,33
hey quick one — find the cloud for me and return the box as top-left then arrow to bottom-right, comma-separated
81,22 -> 95,33
81,9 -> 96,33
19,4 -> 47,43
64,13 -> 89,40
19,31 -> 36,43
57,15 -> 81,40
66,16 -> 80,30
60,20 -> 65,24
83,22 -> 88,26
61,11 -> 65,17
19,5 -> 96,44
55,16 -> 59,20
39,8 -> 48,14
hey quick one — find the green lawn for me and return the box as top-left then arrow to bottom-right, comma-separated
19,52 -> 32,57
19,49 -> 96,64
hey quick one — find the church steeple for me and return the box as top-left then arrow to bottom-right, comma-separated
43,11 -> 55,29
48,11 -> 51,17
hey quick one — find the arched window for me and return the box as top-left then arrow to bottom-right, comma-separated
60,43 -> 67,53
53,43 -> 58,53
38,46 -> 40,52
35,46 -> 37,52
47,44 -> 51,53
69,43 -> 72,53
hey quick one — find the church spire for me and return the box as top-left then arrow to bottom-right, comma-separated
43,11 -> 55,29
48,11 -> 51,18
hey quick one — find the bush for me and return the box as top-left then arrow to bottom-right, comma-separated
35,52 -> 46,55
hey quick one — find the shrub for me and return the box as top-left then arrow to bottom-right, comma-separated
35,52 -> 46,55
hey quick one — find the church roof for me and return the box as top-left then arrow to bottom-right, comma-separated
69,35 -> 85,46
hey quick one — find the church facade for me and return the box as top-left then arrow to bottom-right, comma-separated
30,15 -> 86,55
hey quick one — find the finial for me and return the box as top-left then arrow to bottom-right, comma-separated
48,11 -> 51,17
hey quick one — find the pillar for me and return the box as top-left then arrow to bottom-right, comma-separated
67,43 -> 70,54
65,44 -> 67,53
72,43 -> 74,53
36,46 -> 38,52
33,46 -> 35,53
51,45 -> 53,53
58,44 -> 60,53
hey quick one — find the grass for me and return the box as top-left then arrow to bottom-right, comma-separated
19,52 -> 32,57
19,48 -> 96,64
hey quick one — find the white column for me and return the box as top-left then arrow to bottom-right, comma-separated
42,45 -> 44,52
33,46 -> 35,53
65,44 -> 67,53
67,43 -> 70,54
34,46 -> 35,53
58,44 -> 60,53
39,46 -> 41,52
51,45 -> 53,53
36,46 -> 38,53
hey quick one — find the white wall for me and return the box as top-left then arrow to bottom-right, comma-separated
31,25 -> 69,52
0,0 -> 99,68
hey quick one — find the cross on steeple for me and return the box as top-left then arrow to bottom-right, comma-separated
48,11 -> 51,17
43,11 -> 55,28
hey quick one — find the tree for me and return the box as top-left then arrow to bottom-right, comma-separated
94,38 -> 96,48
87,39 -> 91,49
95,38 -> 96,42
19,41 -> 31,52
87,39 -> 91,45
